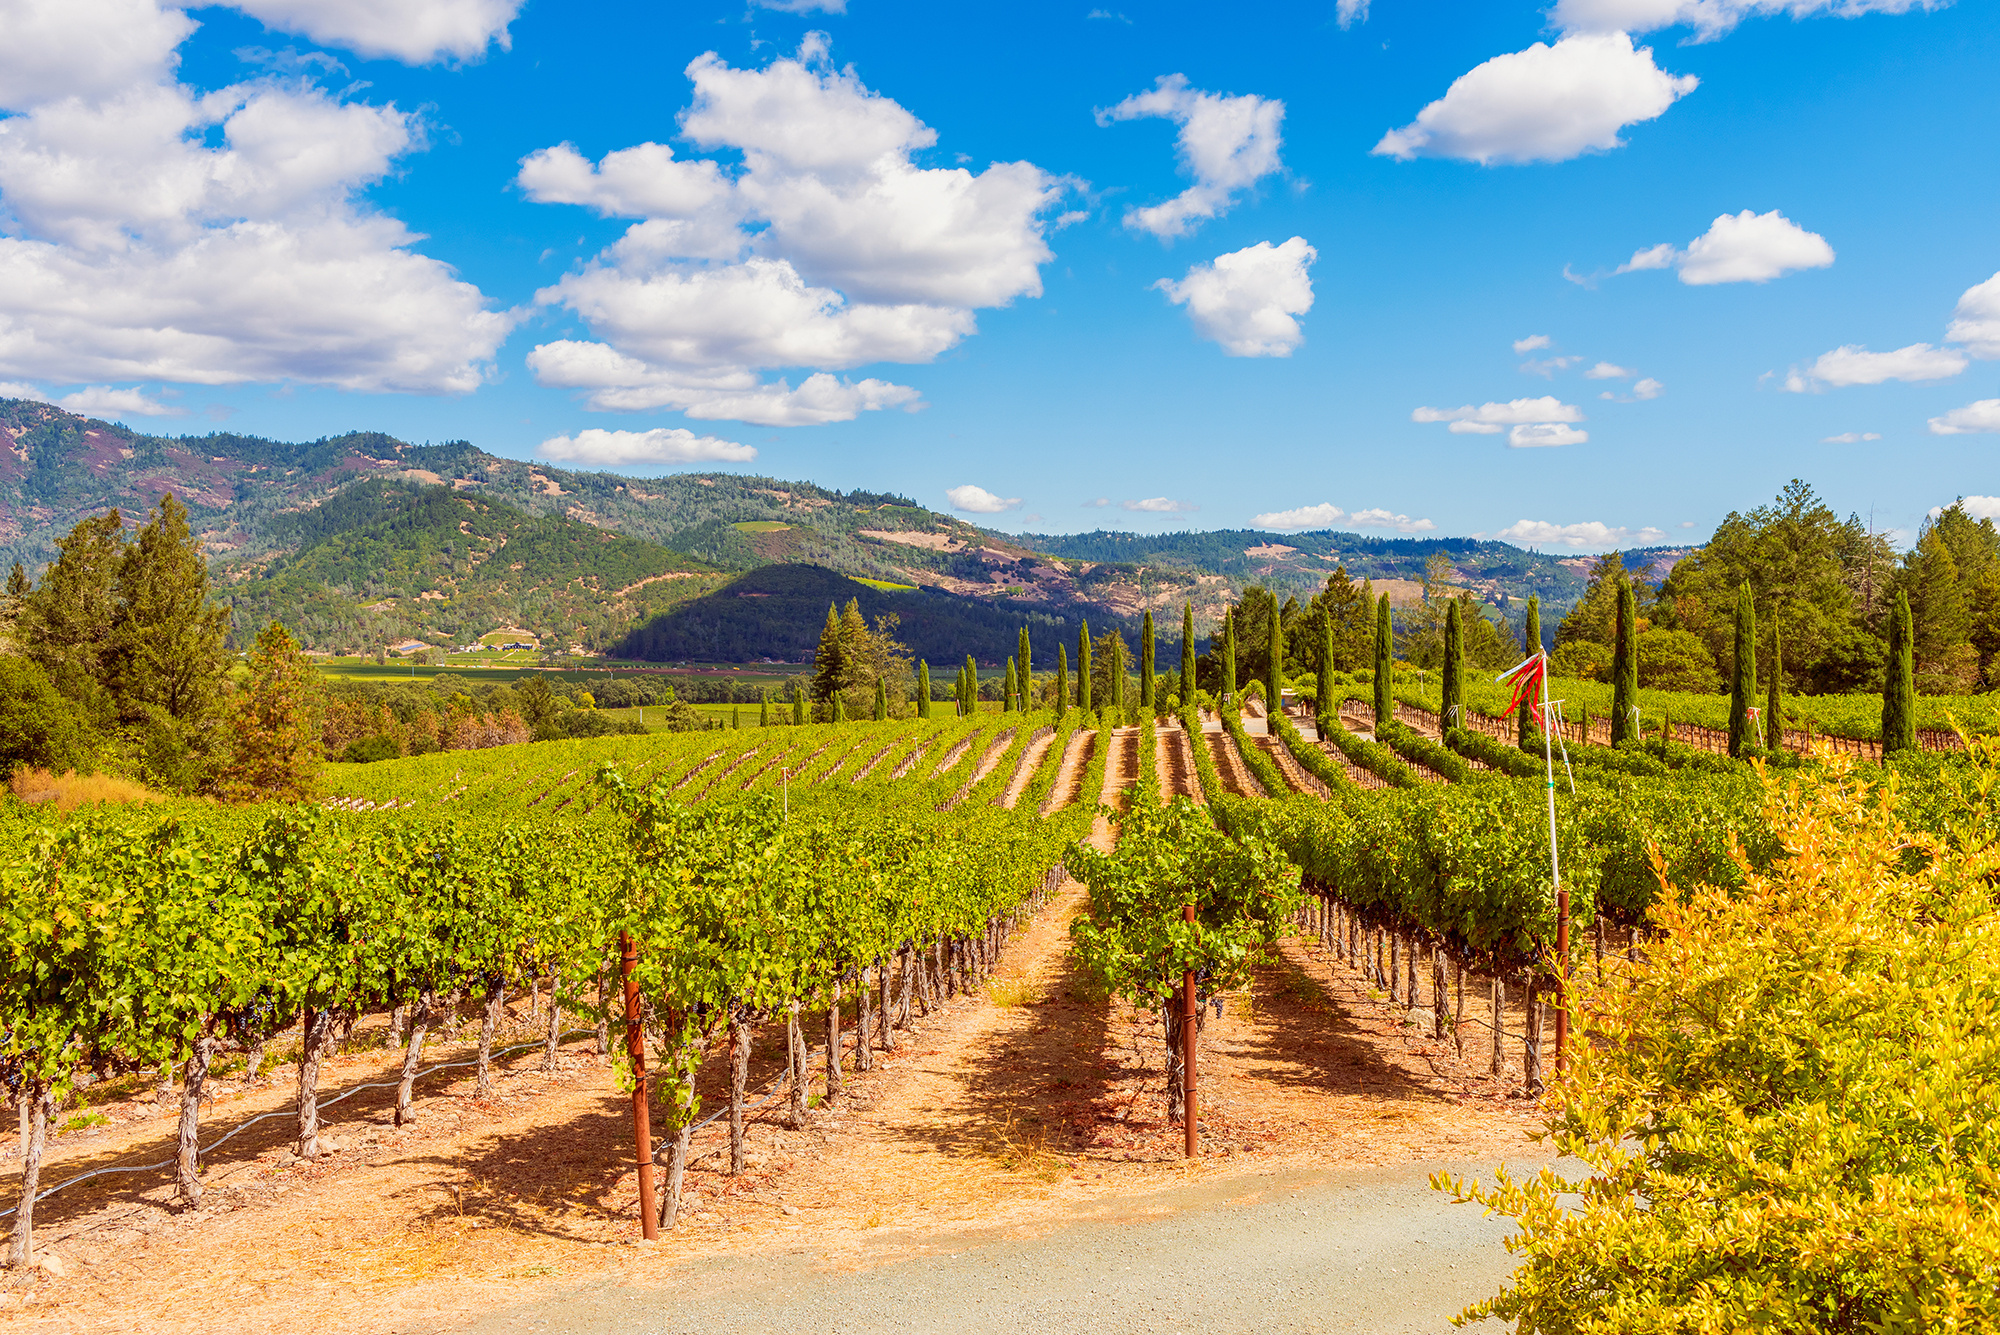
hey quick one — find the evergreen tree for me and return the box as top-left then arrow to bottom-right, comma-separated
873,677 -> 887,721
1441,599 -> 1464,730
1767,620 -> 1784,752
1266,596 -> 1283,711
1180,602 -> 1196,702
18,510 -> 126,716
1222,609 -> 1236,701
917,660 -> 932,718
965,654 -> 978,715
1610,576 -> 1638,745
1318,601 -> 1336,725
760,688 -> 770,727
1882,589 -> 1915,755
732,705 -> 741,729
218,621 -> 323,803
2,561 -> 28,636
1077,622 -> 1092,711
1140,608 -> 1156,708
1727,582 -> 1757,758
1056,643 -> 1069,721
793,678 -> 805,726
1003,657 -> 1018,712
809,602 -> 845,706
1373,594 -> 1392,728
1018,627 -> 1033,702
1111,635 -> 1126,711
833,692 -> 846,723
1520,596 -> 1541,749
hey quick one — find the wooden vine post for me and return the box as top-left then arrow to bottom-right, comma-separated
1182,901 -> 1198,1158
619,931 -> 658,1240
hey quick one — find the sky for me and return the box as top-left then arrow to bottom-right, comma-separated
0,0 -> 1995,551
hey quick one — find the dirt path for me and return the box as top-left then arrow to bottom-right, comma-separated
1202,727 -> 1266,799
1255,731 -> 1328,798
997,726 -> 1058,810
1040,727 -> 1095,815
1155,722 -> 1201,804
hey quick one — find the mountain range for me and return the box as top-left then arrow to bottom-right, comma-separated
1,399 -> 1641,660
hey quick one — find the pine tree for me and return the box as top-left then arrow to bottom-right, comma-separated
1018,627 -> 1032,704
1727,582 -> 1757,758
810,602 -> 845,709
1077,622 -> 1092,711
219,621 -> 323,803
1056,643 -> 1069,721
1373,593 -> 1392,728
1441,598 -> 1463,730
1180,602 -> 1196,703
1222,609 -> 1237,702
1519,596 -> 1541,749
1610,575 -> 1638,746
874,677 -> 887,721
1266,597 -> 1283,712
1003,657 -> 1018,712
917,660 -> 932,718
1882,589 -> 1915,756
1766,620 -> 1784,752
1140,608 -> 1156,709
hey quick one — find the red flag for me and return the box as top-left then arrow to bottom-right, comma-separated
1497,653 -> 1547,726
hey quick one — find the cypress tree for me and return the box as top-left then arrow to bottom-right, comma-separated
1267,597 -> 1283,713
917,660 -> 931,719
1003,657 -> 1018,712
1180,602 -> 1196,703
1056,643 -> 1069,722
965,654 -> 978,715
1727,582 -> 1757,758
1019,627 -> 1032,703
874,677 -> 887,721
1222,609 -> 1237,702
1882,589 -> 1915,756
759,687 -> 770,728
1373,593 -> 1392,728
1519,596 -> 1541,749
1077,622 -> 1092,711
833,692 -> 846,723
732,705 -> 741,729
1441,599 -> 1463,731
792,679 -> 805,726
1318,605 -> 1336,729
1140,608 -> 1156,708
1766,620 -> 1784,753
1610,576 -> 1638,746
1111,637 -> 1126,711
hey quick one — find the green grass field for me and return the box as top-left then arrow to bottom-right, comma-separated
731,520 -> 793,533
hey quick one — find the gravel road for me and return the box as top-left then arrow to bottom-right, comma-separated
447,1156 -> 1547,1335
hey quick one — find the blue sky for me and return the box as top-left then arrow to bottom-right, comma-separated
1,0 -> 1995,550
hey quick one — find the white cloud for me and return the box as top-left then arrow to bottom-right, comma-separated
1949,496 -> 2000,520
221,0 -> 521,64
1521,355 -> 1580,376
537,427 -> 755,467
1496,519 -> 1668,550
1082,497 -> 1110,507
1947,271 -> 2000,360
1122,497 -> 1197,513
1510,423 -> 1589,447
1782,343 -> 1967,391
1338,0 -> 1370,24
1371,33 -> 1696,165
1512,334 -> 1552,354
1254,502 -> 1347,530
1611,211 -> 1835,286
1101,74 -> 1284,239
1551,0 -> 1949,41
1413,396 -> 1584,427
1586,361 -> 1633,379
0,2 -> 515,394
947,484 -> 1021,514
1600,376 -> 1664,402
753,0 -> 846,11
1351,507 -> 1436,533
57,385 -> 184,417
1156,237 -> 1315,357
523,40 -> 1068,425
1821,431 -> 1882,443
1928,400 -> 2000,435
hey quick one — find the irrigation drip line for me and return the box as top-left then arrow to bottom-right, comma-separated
1,1029 -> 596,1219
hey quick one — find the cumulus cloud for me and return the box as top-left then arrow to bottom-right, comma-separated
1599,376 -> 1664,402
753,0 -> 846,12
947,484 -> 1022,514
536,427 -> 755,467
1821,431 -> 1882,443
1586,361 -> 1633,379
1099,74 -> 1284,240
1338,0 -> 1370,24
222,0 -> 522,64
1371,33 -> 1696,165
1156,237 -> 1315,357
1928,400 -> 2000,435
1496,519 -> 1668,550
1512,334 -> 1552,354
1607,210 -> 1835,287
1510,423 -> 1589,447
1947,271 -> 2000,360
1254,502 -> 1347,530
1521,355 -> 1580,377
57,385 -> 184,417
1081,497 -> 1110,507
1551,0 -> 1949,42
1782,343 -> 1967,391
523,39 -> 1068,424
0,0 -> 515,395
1121,497 -> 1197,513
1351,508 -> 1437,533
1949,496 -> 2000,520
1412,397 -> 1584,431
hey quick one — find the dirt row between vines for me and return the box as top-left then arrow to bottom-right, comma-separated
2,724 -> 1541,1332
